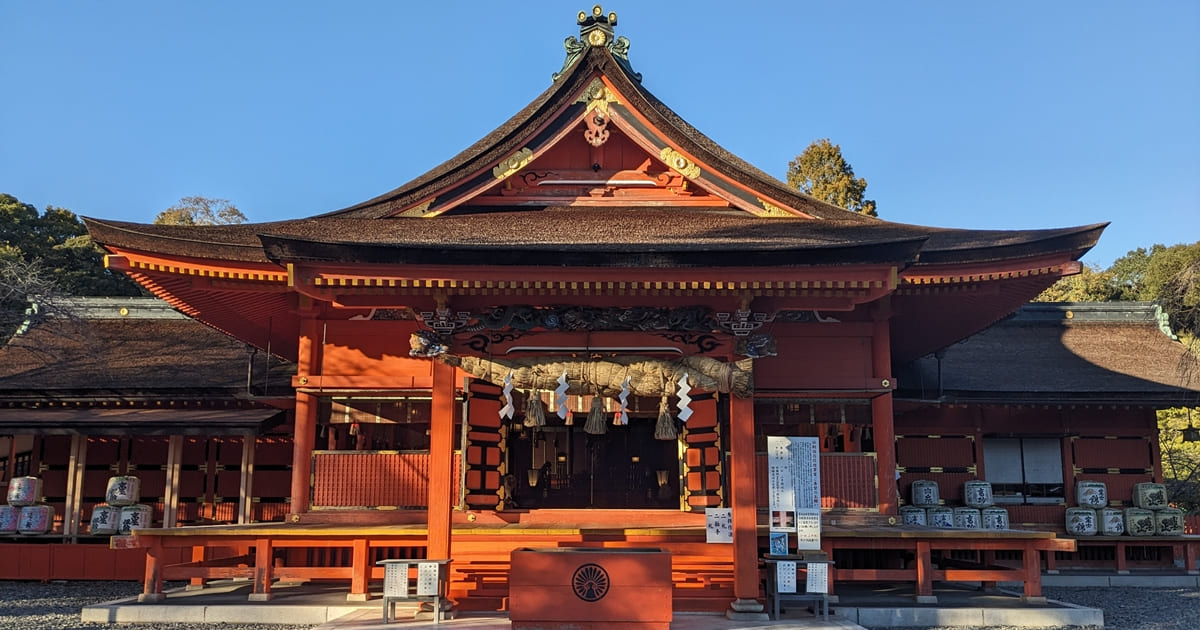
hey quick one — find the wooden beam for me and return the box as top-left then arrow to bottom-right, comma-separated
163,436 -> 183,528
63,435 -> 86,538
238,437 -> 255,525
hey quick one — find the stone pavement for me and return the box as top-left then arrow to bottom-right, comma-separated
82,577 -> 1125,629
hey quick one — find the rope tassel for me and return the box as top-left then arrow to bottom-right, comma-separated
654,396 -> 677,440
584,396 -> 608,435
524,391 -> 546,427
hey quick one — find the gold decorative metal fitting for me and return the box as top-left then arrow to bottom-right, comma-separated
576,78 -> 619,109
658,147 -> 700,179
398,200 -> 433,217
757,199 -> 792,217
493,147 -> 534,179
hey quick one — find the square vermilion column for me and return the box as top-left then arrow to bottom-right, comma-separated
426,360 -> 456,561
289,391 -> 317,515
728,393 -> 765,617
290,316 -> 321,516
872,306 -> 899,515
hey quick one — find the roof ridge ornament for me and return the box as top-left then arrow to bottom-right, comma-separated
553,5 -> 642,83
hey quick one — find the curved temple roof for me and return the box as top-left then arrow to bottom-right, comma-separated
84,7 -> 1106,365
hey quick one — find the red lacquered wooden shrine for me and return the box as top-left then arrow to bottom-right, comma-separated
11,4 -> 1180,616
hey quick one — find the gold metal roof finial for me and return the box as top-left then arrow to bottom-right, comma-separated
554,6 -> 641,83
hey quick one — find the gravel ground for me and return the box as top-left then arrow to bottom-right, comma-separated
862,586 -> 1200,630
0,581 -> 316,630
1,581 -> 1198,629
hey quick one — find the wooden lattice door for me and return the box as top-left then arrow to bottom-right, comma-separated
463,380 -> 505,509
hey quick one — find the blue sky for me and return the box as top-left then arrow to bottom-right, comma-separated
2,1 -> 1197,268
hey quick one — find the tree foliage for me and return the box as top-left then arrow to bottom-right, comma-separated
1,193 -> 142,342
786,139 -> 878,217
1159,407 -> 1200,513
1036,241 -> 1200,342
153,196 -> 247,226
1032,263 -> 1121,302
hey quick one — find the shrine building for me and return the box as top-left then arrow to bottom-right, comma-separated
4,5 -> 1198,619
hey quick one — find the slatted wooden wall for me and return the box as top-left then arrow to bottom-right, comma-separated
310,451 -> 461,509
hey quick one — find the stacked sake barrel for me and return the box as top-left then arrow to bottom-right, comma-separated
5,476 -> 54,535
1131,482 -> 1184,536
902,482 -> 940,525
952,481 -> 985,529
93,475 -> 151,536
963,480 -> 1010,530
1067,480 -> 1111,536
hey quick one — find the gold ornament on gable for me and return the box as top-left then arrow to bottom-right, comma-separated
659,147 -> 701,179
493,147 -> 535,179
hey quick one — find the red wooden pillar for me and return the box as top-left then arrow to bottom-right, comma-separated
872,302 -> 899,514
727,393 -> 766,619
290,315 -> 321,516
290,392 -> 317,515
1021,541 -> 1044,601
249,537 -> 274,601
914,540 -> 934,602
138,538 -> 165,602
349,537 -> 369,601
426,360 -> 456,562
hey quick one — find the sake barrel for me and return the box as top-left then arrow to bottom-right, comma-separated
0,505 -> 18,534
105,476 -> 141,507
18,505 -> 54,535
927,506 -> 955,528
953,507 -> 982,529
981,507 -> 1010,530
89,504 -> 119,536
911,480 -> 940,507
1098,507 -> 1124,536
1124,507 -> 1156,536
899,505 -> 927,526
1065,507 -> 1098,536
118,504 -> 152,535
6,476 -> 42,507
963,481 -> 994,508
1132,483 -> 1169,510
1154,507 -> 1185,536
1075,481 -> 1107,508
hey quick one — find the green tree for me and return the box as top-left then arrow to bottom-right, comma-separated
154,196 -> 247,226
0,193 -> 140,297
786,139 -> 878,216
1159,407 -> 1200,514
1035,241 -> 1200,342
1032,263 -> 1121,302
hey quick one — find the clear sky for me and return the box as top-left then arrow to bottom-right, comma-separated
3,1 -> 1197,268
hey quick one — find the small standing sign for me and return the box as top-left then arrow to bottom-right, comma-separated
416,562 -> 440,596
776,561 -> 797,594
705,507 -> 733,543
806,562 -> 829,594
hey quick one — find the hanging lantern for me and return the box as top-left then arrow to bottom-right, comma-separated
654,396 -> 677,440
584,396 -> 608,435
